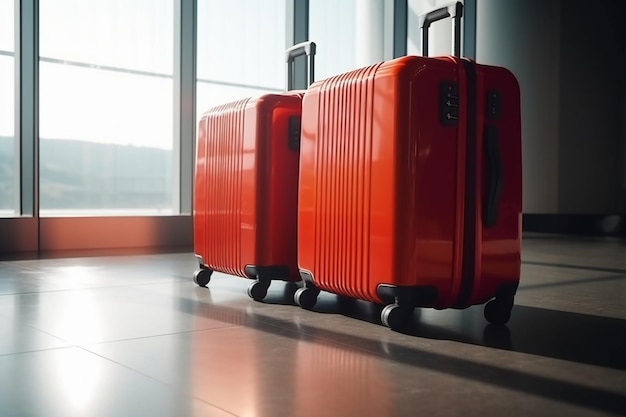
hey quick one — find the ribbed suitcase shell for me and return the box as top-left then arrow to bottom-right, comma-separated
297,55 -> 521,309
194,93 -> 302,281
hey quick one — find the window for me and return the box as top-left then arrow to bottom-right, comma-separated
0,0 -> 15,216
407,0 -> 458,57
309,0 -> 385,80
196,0 -> 287,119
38,0 -> 176,215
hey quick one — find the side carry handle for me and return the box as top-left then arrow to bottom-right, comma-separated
285,41 -> 316,91
419,1 -> 463,57
483,125 -> 503,227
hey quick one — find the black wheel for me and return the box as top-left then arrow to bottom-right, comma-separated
294,287 -> 318,309
381,304 -> 413,330
484,298 -> 512,325
247,280 -> 269,301
193,268 -> 213,287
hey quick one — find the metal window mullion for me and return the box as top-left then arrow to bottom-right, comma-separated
463,0 -> 476,59
15,0 -> 38,218
174,0 -> 196,215
392,0 -> 407,58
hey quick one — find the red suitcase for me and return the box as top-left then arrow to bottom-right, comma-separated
294,3 -> 522,329
193,42 -> 316,301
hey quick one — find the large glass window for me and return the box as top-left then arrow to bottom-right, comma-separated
38,0 -> 176,215
0,0 -> 15,216
196,0 -> 286,119
407,0 -> 456,57
309,0 -> 385,80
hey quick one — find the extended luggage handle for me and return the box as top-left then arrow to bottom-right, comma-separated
285,41 -> 316,91
285,41 -> 316,151
419,1 -> 464,57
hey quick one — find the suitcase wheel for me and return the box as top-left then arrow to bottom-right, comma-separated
381,304 -> 414,331
294,287 -> 319,309
193,268 -> 213,287
484,298 -> 513,326
247,280 -> 270,302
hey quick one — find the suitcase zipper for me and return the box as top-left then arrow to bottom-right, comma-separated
456,60 -> 478,308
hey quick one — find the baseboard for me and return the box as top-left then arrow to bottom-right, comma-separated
0,215 -> 193,259
522,214 -> 626,237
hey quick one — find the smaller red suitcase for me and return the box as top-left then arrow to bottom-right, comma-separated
192,42 -> 315,301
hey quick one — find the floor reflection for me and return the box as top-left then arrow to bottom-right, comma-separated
1,235 -> 625,417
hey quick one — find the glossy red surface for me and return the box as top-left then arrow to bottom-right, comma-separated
469,63 -> 523,306
299,55 -> 522,308
299,56 -> 466,305
193,94 -> 302,280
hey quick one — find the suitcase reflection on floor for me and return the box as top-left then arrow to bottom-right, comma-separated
187,303 -> 391,417
294,338 -> 391,417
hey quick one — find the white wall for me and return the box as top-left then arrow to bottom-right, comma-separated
407,0 -> 456,57
476,0 -> 626,214
355,0 -> 384,66
557,1 -> 623,213
476,0 -> 562,213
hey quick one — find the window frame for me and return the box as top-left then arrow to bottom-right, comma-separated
0,0 -> 413,257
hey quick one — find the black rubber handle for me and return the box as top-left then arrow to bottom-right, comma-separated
483,125 -> 503,227
419,1 -> 463,57
285,41 -> 316,90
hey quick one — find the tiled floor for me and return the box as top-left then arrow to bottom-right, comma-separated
0,234 -> 625,417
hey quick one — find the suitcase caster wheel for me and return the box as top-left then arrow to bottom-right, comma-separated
193,268 -> 213,287
484,299 -> 512,325
381,304 -> 413,330
247,280 -> 269,301
294,287 -> 318,309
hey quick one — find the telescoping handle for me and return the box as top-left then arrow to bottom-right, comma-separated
285,41 -> 316,91
419,1 -> 464,57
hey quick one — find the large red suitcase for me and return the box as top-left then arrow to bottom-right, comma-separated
294,3 -> 522,329
193,42 -> 316,301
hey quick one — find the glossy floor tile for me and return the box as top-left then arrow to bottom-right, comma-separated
0,235 -> 625,417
